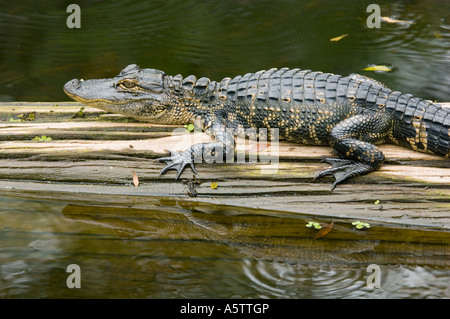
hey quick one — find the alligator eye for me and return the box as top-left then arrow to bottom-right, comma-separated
119,79 -> 137,89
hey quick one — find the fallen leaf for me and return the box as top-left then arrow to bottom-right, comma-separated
184,123 -> 195,132
249,142 -> 271,153
32,135 -> 52,142
381,17 -> 413,25
18,112 -> 36,121
132,170 -> 139,187
362,65 -> 393,72
211,182 -> 218,189
330,34 -> 348,42
314,222 -> 333,239
70,107 -> 85,119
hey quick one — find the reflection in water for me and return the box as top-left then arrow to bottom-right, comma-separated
0,195 -> 448,298
241,260 -> 450,298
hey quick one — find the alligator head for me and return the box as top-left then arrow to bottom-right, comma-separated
64,64 -> 191,124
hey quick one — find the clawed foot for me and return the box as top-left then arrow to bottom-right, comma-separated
314,158 -> 373,191
157,149 -> 197,180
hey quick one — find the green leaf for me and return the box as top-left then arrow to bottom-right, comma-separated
186,124 -> 195,132
70,107 -> 85,119
32,135 -> 52,142
374,200 -> 381,205
362,65 -> 392,72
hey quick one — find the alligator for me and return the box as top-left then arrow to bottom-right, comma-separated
64,64 -> 450,189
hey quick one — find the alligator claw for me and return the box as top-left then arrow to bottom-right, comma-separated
315,157 -> 372,191
157,149 -> 197,180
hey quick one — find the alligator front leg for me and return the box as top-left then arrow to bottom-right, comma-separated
157,121 -> 234,179
157,148 -> 199,179
315,112 -> 392,190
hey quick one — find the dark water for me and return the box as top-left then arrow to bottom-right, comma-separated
0,0 -> 449,102
0,195 -> 449,299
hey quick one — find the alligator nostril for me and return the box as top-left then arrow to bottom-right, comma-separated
64,78 -> 82,94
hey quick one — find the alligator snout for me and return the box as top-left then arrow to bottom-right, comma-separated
63,79 -> 81,94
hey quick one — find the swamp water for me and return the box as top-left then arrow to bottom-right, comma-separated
0,194 -> 448,298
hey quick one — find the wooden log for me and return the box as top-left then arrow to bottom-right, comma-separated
0,102 -> 448,229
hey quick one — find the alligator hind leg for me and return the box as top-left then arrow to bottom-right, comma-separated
315,140 -> 384,190
315,112 -> 392,190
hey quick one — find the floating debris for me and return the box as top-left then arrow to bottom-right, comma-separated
314,222 -> 333,239
352,221 -> 371,230
363,64 -> 393,72
306,221 -> 333,239
306,221 -> 322,230
381,17 -> 414,25
330,34 -> 348,42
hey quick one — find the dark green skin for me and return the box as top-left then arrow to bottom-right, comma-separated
64,64 -> 450,189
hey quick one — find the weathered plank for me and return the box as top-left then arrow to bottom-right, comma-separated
0,102 -> 448,229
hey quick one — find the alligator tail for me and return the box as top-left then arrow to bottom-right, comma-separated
385,92 -> 450,157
